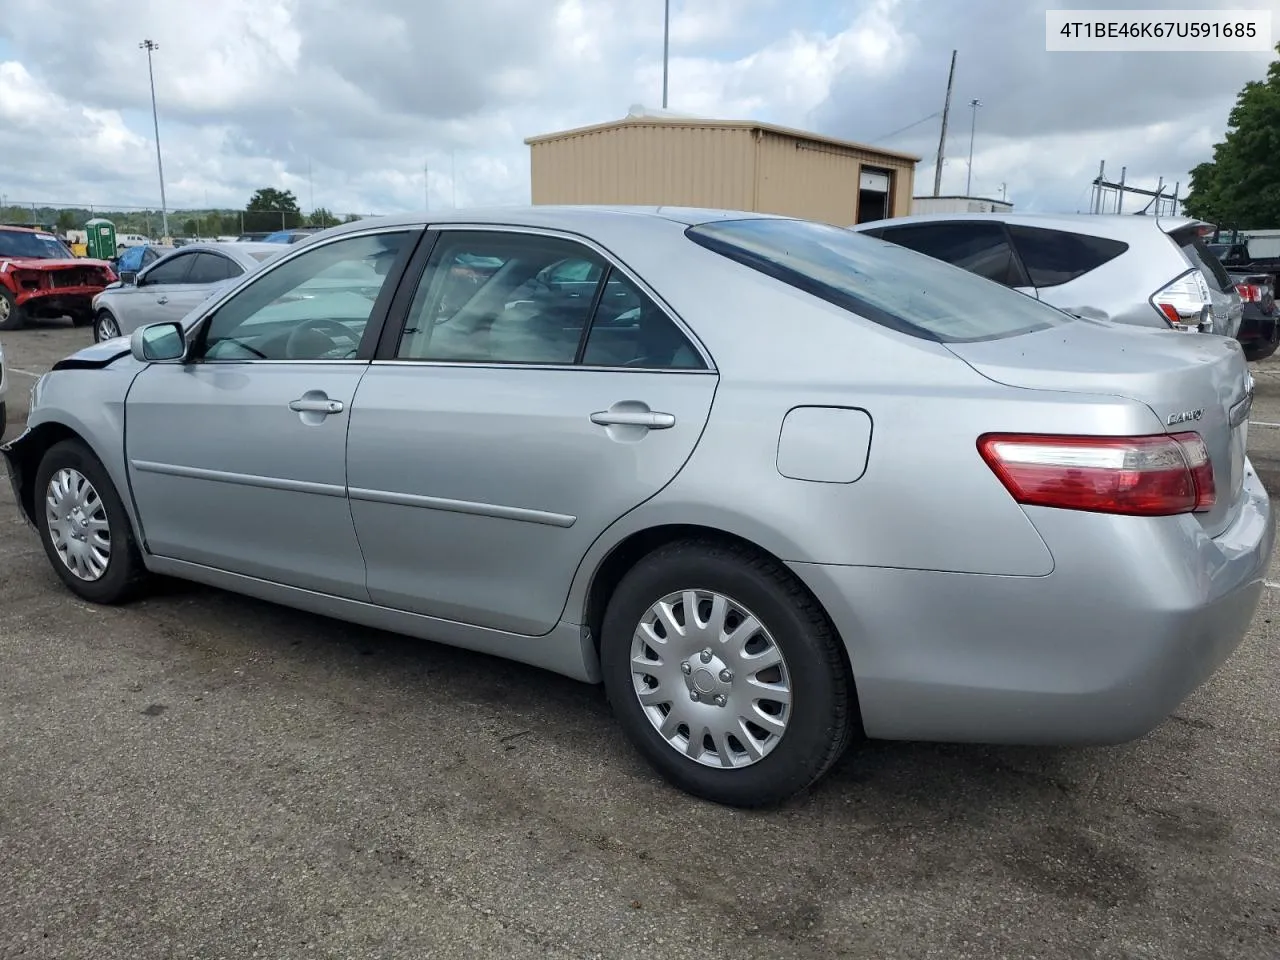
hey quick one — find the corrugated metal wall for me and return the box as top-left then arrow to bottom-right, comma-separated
530,124 -> 755,209
529,122 -> 916,223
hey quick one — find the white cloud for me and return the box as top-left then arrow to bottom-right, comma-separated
0,0 -> 1272,218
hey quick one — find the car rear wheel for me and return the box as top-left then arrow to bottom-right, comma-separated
600,538 -> 853,808
0,402 -> 7,441
71,311 -> 93,328
0,289 -> 24,331
34,439 -> 147,604
94,310 -> 121,342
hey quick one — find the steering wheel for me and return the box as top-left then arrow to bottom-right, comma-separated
284,318 -> 358,360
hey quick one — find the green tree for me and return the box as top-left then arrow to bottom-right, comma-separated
246,187 -> 300,213
343,213 -> 363,223
55,209 -> 77,232
308,207 -> 335,227
1184,43 -> 1280,229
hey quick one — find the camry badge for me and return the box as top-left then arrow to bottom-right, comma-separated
1167,409 -> 1204,426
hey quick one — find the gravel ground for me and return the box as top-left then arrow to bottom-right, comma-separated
1,322 -> 1277,960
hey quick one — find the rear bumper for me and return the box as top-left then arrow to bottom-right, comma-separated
1236,304 -> 1278,345
791,463 -> 1274,744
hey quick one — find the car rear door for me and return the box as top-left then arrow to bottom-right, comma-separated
156,252 -> 246,323
346,227 -> 717,636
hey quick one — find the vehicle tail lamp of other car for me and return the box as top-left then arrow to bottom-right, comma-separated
978,433 -> 1216,516
1151,270 -> 1213,332
1235,282 -> 1271,306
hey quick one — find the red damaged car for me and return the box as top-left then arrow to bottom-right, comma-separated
0,226 -> 116,331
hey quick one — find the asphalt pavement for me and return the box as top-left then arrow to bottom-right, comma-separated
1,322 -> 1277,960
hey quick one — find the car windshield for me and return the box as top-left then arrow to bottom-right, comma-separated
686,218 -> 1070,343
0,230 -> 72,259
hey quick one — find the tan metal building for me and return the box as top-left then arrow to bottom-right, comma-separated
525,115 -> 919,226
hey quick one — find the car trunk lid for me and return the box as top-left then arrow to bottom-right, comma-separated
947,321 -> 1252,538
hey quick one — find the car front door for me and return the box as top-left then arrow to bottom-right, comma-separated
346,228 -> 717,636
124,228 -> 419,598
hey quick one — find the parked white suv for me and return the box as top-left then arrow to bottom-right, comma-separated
851,213 -> 1242,339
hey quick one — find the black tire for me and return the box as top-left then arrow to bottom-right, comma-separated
1244,340 -> 1278,363
33,439 -> 148,604
0,401 -> 7,442
0,288 -> 24,331
93,309 -> 121,343
600,538 -> 853,808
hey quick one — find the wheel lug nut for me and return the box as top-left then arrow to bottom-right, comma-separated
719,669 -> 733,683
700,648 -> 713,663
680,662 -> 692,675
713,695 -> 727,707
690,690 -> 700,702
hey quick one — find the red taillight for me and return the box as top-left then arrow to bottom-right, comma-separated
1235,283 -> 1262,302
978,433 -> 1216,516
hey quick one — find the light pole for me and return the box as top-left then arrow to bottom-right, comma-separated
662,0 -> 670,108
965,98 -> 981,196
140,39 -> 169,239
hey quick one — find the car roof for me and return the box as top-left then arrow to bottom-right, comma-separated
849,211 -> 1206,240
146,241 -> 283,268
305,205 -> 793,240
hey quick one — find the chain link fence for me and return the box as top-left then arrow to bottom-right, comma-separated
0,200 -> 378,240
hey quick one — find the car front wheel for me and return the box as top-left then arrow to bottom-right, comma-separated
33,439 -> 147,604
600,538 -> 853,808
0,289 -> 24,331
94,310 -> 122,342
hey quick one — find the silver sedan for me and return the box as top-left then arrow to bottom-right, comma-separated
2,207 -> 1272,807
90,242 -> 281,342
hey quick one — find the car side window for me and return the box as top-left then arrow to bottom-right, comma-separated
580,271 -> 705,369
185,253 -> 241,284
1007,226 -> 1128,288
196,232 -> 411,362
876,222 -> 1025,287
397,232 -> 607,364
140,253 -> 195,286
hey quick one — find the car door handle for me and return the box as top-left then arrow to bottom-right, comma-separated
155,296 -> 169,305
590,409 -> 676,429
289,397 -> 344,414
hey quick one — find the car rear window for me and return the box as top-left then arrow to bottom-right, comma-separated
1172,227 -> 1233,292
685,218 -> 1071,343
1006,225 -> 1128,287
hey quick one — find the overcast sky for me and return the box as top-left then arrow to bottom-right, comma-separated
0,0 -> 1276,218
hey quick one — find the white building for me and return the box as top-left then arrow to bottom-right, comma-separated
911,195 -> 1013,215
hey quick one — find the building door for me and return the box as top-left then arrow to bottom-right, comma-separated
856,168 -> 892,223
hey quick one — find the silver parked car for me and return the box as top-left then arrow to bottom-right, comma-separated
90,242 -> 281,342
851,213 -> 1243,339
3,207 -> 1271,807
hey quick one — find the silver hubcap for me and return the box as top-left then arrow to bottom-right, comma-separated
630,589 -> 792,768
98,314 -> 119,339
45,468 -> 111,581
0,298 -> 9,321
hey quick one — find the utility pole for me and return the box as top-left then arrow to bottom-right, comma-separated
1000,182 -> 1007,202
933,50 -> 956,197
139,39 -> 169,239
307,157 -> 314,214
965,98 -> 981,196
662,0 -> 671,109
424,158 -> 430,211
